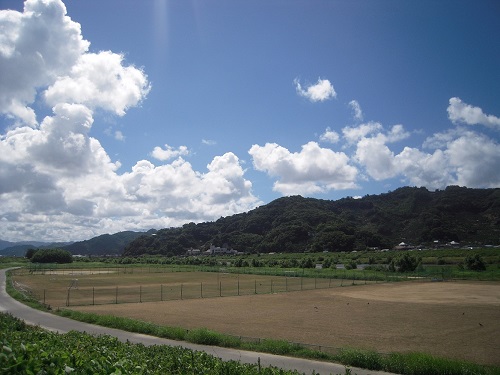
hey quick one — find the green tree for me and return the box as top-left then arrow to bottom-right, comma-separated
388,252 -> 420,273
25,248 -> 38,259
463,254 -> 486,271
31,248 -> 73,264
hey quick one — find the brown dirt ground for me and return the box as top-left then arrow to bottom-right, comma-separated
71,281 -> 500,366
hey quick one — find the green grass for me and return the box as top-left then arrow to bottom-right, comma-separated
0,312 -> 313,375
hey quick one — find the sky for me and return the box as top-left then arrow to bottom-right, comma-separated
0,0 -> 499,243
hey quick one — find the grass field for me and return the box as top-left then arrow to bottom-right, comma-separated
11,268 -> 371,307
11,269 -> 500,367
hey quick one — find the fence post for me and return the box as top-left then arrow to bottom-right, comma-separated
66,288 -> 70,307
92,287 -> 95,305
219,281 -> 222,297
115,286 -> 118,304
271,279 -> 273,294
254,280 -> 257,294
140,285 -> 142,303
181,283 -> 183,300
237,278 -> 240,296
201,282 -> 203,298
43,289 -> 46,305
161,284 -> 163,301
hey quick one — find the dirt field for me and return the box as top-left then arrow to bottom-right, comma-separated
71,281 -> 500,366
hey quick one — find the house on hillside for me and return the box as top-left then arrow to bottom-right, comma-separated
206,244 -> 241,255
186,248 -> 201,256
394,242 -> 414,250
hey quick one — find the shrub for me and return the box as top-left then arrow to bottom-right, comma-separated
463,254 -> 486,271
31,248 -> 73,264
344,260 -> 357,270
388,253 -> 421,273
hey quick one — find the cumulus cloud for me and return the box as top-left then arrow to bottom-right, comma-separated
349,121 -> 500,190
249,141 -> 358,195
447,97 -> 500,130
151,144 -> 189,161
0,0 -> 260,242
0,0 -> 89,126
44,51 -> 151,116
319,127 -> 340,143
348,100 -> 363,121
342,122 -> 383,145
294,77 -> 336,102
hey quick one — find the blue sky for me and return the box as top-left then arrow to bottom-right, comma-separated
0,0 -> 499,242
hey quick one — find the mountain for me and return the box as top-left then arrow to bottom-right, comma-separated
0,241 -> 63,257
123,186 -> 500,257
61,230 -> 153,256
0,231 -> 153,257
0,240 -> 47,251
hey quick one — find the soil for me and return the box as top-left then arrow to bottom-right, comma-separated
71,281 -> 500,366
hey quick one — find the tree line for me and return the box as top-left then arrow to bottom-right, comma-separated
123,186 -> 500,257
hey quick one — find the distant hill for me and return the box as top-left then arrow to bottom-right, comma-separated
0,240 -> 47,251
0,241 -> 68,257
0,231 -> 153,257
62,230 -> 153,256
123,186 -> 500,257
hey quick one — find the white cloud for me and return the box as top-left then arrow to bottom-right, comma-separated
0,0 -> 261,242
446,132 -> 500,187
319,127 -> 340,143
202,139 -> 217,146
447,97 -> 500,130
386,124 -> 411,142
342,122 -> 383,145
0,0 -> 89,126
350,121 -> 500,190
348,100 -> 363,121
354,135 -> 397,180
114,130 -> 125,141
294,78 -> 336,102
394,148 -> 453,189
249,141 -> 358,195
44,51 -> 151,116
151,144 -> 189,161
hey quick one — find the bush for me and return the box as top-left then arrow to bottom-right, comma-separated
30,248 -> 73,264
344,260 -> 357,270
463,254 -> 486,271
388,253 -> 421,273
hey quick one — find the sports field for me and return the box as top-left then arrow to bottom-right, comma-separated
12,270 -> 500,366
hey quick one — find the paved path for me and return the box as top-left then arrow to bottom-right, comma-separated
0,268 -> 396,375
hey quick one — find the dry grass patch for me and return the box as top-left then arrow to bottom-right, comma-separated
72,281 -> 500,366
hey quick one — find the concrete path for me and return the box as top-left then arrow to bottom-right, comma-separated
0,268 -> 397,375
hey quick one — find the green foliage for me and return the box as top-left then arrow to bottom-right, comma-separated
122,187 -> 500,257
344,260 -> 357,270
337,348 -> 383,370
186,328 -> 240,347
24,248 -> 37,259
0,312 -> 304,375
384,352 -> 497,375
389,253 -> 421,273
64,230 -> 150,256
31,248 -> 73,264
463,254 -> 487,271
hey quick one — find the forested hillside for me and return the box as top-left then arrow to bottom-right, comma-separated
62,230 -> 153,256
123,186 -> 500,256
